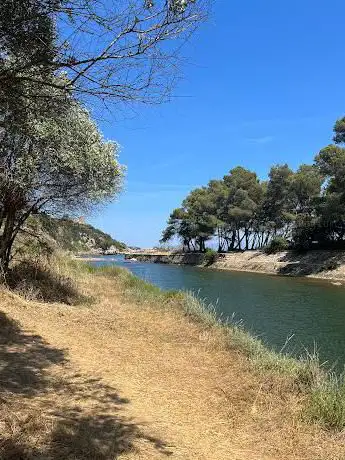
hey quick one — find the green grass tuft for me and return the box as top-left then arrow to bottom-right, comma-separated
307,373 -> 345,430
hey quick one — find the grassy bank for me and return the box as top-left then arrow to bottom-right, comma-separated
82,261 -> 345,431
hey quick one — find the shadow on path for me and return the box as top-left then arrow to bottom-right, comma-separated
0,311 -> 66,396
0,311 -> 173,459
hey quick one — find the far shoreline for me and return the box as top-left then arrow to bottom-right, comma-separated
116,249 -> 345,285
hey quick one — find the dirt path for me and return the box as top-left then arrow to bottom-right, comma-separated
0,276 -> 344,459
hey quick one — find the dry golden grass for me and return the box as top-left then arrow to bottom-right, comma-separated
0,265 -> 344,459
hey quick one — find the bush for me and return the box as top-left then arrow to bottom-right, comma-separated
203,248 -> 219,266
307,373 -> 345,430
264,237 -> 289,254
7,260 -> 91,305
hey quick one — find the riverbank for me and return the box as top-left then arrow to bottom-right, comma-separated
0,257 -> 345,459
125,250 -> 345,282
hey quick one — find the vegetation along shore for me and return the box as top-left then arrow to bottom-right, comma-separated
161,119 -> 345,255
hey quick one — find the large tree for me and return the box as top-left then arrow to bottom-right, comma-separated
161,187 -> 216,252
0,98 -> 123,272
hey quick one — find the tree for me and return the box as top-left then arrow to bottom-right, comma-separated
287,164 -> 322,249
204,179 -> 228,251
289,164 -> 322,215
260,164 -> 294,238
222,167 -> 264,250
0,0 -> 65,132
182,188 -> 216,251
0,98 -> 123,271
161,207 -> 197,252
162,117 -> 345,252
161,187 -> 216,252
0,0 -> 207,111
314,144 -> 345,244
333,117 -> 345,144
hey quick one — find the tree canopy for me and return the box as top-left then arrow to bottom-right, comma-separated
0,0 -> 206,272
0,97 -> 123,270
162,118 -> 345,252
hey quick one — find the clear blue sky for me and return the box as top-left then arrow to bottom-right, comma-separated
88,0 -> 345,247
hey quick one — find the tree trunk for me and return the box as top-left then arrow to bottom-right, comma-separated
236,229 -> 241,249
251,232 -> 257,250
0,210 -> 16,274
217,228 -> 222,252
263,231 -> 271,247
230,230 -> 236,250
245,227 -> 249,250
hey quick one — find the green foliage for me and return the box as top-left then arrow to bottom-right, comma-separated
289,165 -> 322,214
161,167 -> 265,252
0,98 -> 124,271
260,164 -> 294,231
203,248 -> 219,265
0,0 -> 205,273
33,214 -> 126,253
333,117 -> 345,144
308,373 -> 345,430
162,116 -> 345,252
0,0 -> 59,130
264,237 -> 289,254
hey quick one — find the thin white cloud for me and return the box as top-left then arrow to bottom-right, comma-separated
246,135 -> 274,145
125,180 -> 198,192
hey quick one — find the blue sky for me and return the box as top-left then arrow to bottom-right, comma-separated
88,0 -> 345,247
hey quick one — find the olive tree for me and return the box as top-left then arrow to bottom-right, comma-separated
0,99 -> 123,272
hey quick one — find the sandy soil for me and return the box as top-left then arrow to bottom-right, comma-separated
0,275 -> 344,459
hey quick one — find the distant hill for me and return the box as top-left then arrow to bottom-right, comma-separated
30,214 -> 126,253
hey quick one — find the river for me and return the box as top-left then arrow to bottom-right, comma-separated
90,255 -> 345,370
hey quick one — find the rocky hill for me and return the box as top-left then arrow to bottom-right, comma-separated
30,214 -> 126,254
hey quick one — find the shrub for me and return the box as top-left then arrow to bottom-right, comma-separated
7,260 -> 91,305
307,373 -> 345,430
203,248 -> 219,266
264,237 -> 289,254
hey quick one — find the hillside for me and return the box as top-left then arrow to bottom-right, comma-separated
30,214 -> 126,254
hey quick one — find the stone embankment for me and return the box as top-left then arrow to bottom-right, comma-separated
125,250 -> 345,282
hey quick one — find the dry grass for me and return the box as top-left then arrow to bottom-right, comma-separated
5,257 -> 92,305
0,258 -> 344,459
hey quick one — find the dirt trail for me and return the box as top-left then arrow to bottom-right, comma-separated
0,276 -> 344,459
